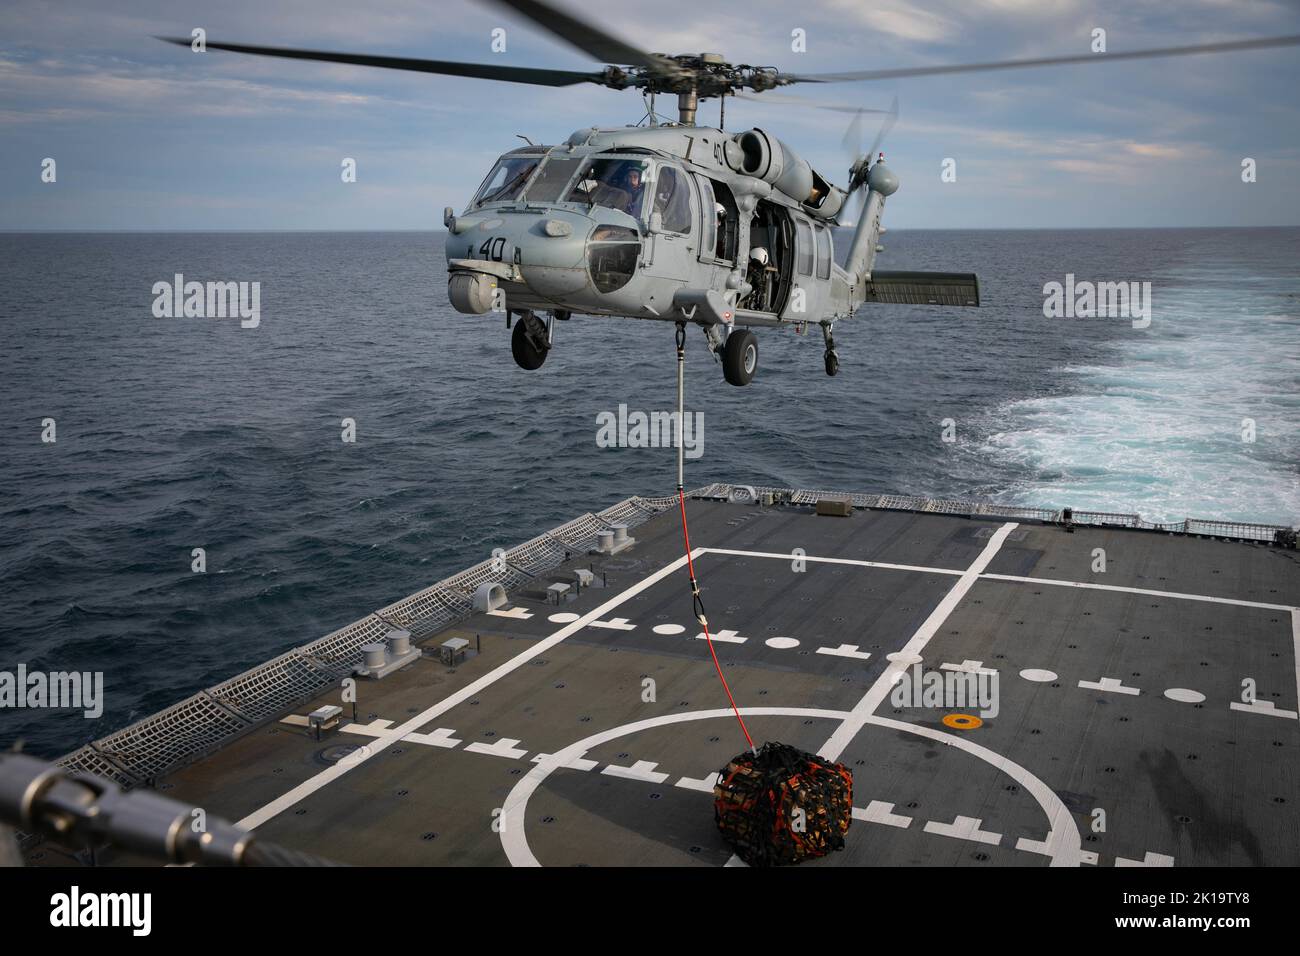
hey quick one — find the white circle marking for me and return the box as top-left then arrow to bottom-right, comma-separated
1019,669 -> 1058,683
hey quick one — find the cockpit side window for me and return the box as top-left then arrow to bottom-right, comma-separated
566,158 -> 649,217
472,155 -> 540,206
653,166 -> 692,234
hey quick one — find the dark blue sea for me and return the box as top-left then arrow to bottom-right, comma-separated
2,228 -> 1297,757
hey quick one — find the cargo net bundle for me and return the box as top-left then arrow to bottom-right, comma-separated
713,741 -> 853,866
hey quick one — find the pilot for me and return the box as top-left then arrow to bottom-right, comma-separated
714,202 -> 727,257
620,166 -> 645,214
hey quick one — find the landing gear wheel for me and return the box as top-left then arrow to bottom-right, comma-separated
824,349 -> 839,376
722,328 -> 758,387
511,316 -> 548,371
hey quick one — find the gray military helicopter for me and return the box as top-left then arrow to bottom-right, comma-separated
162,1 -> 1300,386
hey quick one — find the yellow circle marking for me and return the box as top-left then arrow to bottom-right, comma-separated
942,713 -> 983,730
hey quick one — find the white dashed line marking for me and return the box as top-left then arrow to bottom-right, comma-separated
941,659 -> 997,675
465,738 -> 529,759
923,814 -> 1002,846
602,760 -> 670,784
589,617 -> 636,631
1230,699 -> 1297,720
853,800 -> 912,829
1078,677 -> 1141,696
816,644 -> 872,660
694,628 -> 746,644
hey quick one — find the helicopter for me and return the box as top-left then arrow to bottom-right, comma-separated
161,0 -> 1300,386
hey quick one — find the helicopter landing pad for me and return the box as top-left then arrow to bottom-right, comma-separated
32,497 -> 1300,867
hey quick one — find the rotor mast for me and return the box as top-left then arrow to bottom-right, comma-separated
677,89 -> 698,126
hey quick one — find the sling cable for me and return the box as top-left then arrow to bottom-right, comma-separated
673,321 -> 755,755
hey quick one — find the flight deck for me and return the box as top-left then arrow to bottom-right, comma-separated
22,486 -> 1300,867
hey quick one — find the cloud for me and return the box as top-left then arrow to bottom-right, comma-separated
0,0 -> 1297,229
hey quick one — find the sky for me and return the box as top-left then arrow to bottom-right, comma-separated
1,0 -> 1299,230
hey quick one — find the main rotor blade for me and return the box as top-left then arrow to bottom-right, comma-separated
156,37 -> 605,87
783,33 -> 1300,84
486,0 -> 677,73
731,90 -> 893,113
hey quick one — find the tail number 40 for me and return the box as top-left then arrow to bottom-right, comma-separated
478,237 -> 506,262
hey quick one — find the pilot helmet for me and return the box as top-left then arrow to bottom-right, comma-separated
749,246 -> 769,266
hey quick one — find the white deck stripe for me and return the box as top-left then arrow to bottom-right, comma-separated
702,546 -> 1299,613
701,547 -> 964,576
818,523 -> 1020,762
981,573 -> 1298,612
1292,610 -> 1300,718
237,550 -> 699,830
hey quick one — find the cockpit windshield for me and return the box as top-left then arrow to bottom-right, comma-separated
565,157 -> 649,217
471,155 -> 540,206
470,153 -> 651,217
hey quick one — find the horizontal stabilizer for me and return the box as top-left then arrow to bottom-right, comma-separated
862,271 -> 980,307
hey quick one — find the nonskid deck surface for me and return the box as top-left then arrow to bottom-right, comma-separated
33,499 -> 1300,867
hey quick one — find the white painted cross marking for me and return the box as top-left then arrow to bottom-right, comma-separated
695,629 -> 746,644
602,760 -> 670,784
816,644 -> 872,660
924,814 -> 1002,846
530,752 -> 598,772
465,737 -> 529,759
852,800 -> 912,829
590,617 -> 636,631
941,659 -> 997,675
488,606 -> 533,619
404,727 -> 462,748
1078,677 -> 1141,696
674,772 -> 720,793
1229,700 -> 1297,720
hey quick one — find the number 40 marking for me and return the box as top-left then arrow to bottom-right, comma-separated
479,237 -> 506,261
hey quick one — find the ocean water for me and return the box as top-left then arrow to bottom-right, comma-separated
1,228 -> 1297,757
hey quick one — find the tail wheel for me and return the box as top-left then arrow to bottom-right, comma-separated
722,328 -> 758,387
824,349 -> 839,376
511,316 -> 548,370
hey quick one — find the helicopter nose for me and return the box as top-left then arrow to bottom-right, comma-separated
447,210 -> 599,313
517,217 -> 593,298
